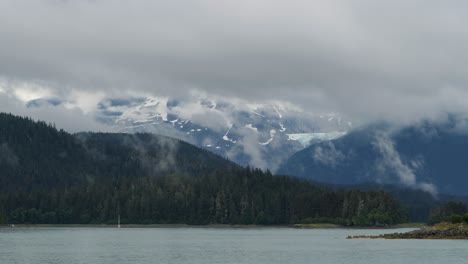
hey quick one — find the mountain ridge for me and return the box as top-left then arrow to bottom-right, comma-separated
278,118 -> 468,196
26,94 -> 351,171
0,112 -> 237,193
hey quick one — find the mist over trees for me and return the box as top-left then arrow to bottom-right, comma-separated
0,113 -> 405,226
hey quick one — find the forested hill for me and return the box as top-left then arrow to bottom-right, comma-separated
0,112 -> 236,192
0,113 -> 405,226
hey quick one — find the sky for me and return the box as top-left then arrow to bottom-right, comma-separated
1,0 -> 468,130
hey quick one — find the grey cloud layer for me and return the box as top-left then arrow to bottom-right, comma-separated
1,0 -> 468,123
0,93 -> 111,133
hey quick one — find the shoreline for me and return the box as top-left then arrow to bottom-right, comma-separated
293,223 -> 424,229
0,224 -> 291,229
347,222 -> 468,240
0,223 -> 423,229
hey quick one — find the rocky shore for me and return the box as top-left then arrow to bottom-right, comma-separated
347,223 -> 468,239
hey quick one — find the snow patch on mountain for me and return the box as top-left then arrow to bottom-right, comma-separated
273,106 -> 282,119
259,129 -> 277,145
114,97 -> 169,125
279,122 -> 286,132
287,132 -> 347,147
223,127 -> 237,143
245,124 -> 258,133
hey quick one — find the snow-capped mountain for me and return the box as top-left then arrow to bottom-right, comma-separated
91,95 -> 351,171
24,93 -> 350,171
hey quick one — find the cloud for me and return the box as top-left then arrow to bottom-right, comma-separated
0,143 -> 19,167
313,141 -> 345,168
0,92 -> 111,133
227,127 -> 268,170
0,0 -> 468,125
372,131 -> 438,196
121,134 -> 179,174
170,96 -> 233,133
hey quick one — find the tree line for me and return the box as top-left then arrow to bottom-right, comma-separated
429,201 -> 468,224
0,167 -> 405,226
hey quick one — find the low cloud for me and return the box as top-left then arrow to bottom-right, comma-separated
0,92 -> 110,133
171,98 -> 232,133
227,127 -> 268,170
313,141 -> 345,168
122,134 -> 179,174
372,131 -> 438,196
0,143 -> 19,167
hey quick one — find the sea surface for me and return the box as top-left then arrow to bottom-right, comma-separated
1,227 -> 467,264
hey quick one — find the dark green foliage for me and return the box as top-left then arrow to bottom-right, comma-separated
463,213 -> 468,224
0,113 -> 405,226
429,202 -> 467,224
297,189 -> 405,226
0,113 -> 236,193
0,168 -> 405,226
0,211 -> 4,224
328,182 -> 468,223
451,214 -> 463,224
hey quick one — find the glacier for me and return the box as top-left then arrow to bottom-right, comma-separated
287,132 -> 347,147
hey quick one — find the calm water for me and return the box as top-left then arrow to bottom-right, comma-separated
0,227 -> 467,264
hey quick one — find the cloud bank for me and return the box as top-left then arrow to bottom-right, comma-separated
1,0 -> 468,126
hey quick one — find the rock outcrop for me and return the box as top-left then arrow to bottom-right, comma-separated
348,223 -> 468,239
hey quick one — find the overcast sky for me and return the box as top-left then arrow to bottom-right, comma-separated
1,0 -> 468,129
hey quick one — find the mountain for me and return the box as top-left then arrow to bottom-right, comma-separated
93,96 -> 351,171
0,112 -> 404,226
26,95 -> 350,171
277,118 -> 468,196
0,112 -> 236,192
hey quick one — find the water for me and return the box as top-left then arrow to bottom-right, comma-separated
1,227 -> 467,264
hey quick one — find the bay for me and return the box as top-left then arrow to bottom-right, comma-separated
1,227 -> 467,264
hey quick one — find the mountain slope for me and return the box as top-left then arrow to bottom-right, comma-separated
0,112 -> 236,192
278,119 -> 468,196
95,96 -> 351,171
